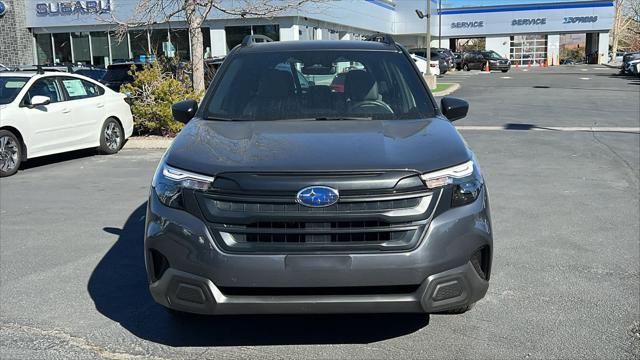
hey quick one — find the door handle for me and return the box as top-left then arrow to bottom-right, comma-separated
96,103 -> 105,108
61,108 -> 71,114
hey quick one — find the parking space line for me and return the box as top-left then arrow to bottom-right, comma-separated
456,125 -> 640,133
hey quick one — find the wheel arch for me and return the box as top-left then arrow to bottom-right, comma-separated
0,126 -> 28,161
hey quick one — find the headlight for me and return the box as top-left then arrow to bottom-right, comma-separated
152,163 -> 214,208
420,160 -> 483,207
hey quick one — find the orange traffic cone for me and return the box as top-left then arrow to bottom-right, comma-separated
544,59 -> 548,67
538,60 -> 542,67
484,60 -> 490,72
515,62 -> 519,69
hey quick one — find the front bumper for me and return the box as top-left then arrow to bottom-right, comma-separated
144,187 -> 492,314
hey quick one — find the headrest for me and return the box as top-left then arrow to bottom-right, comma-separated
257,69 -> 294,98
345,70 -> 378,102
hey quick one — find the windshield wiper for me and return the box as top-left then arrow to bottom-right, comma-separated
204,116 -> 235,121
313,116 -> 373,121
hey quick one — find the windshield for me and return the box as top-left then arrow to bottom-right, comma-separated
203,50 -> 436,121
482,51 -> 504,60
0,77 -> 29,105
102,67 -> 134,82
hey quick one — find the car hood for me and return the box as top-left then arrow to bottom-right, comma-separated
165,118 -> 471,176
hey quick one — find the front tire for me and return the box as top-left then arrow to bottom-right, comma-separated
99,118 -> 124,154
0,130 -> 22,177
501,69 -> 509,73
463,64 -> 470,71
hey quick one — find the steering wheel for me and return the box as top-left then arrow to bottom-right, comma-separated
349,100 -> 394,115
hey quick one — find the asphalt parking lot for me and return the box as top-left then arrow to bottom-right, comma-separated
1,65 -> 638,359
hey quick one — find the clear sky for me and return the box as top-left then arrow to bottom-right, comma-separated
438,0 -> 603,8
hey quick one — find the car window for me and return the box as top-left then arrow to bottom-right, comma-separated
82,79 -> 104,97
61,78 -> 102,100
0,77 -> 29,105
204,50 -> 436,121
25,77 -> 64,104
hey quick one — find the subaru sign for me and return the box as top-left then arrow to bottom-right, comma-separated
0,1 -> 7,17
296,186 -> 339,207
36,0 -> 111,16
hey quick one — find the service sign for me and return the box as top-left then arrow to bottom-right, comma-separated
438,3 -> 613,37
36,0 -> 111,16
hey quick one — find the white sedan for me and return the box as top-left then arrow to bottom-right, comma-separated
0,71 -> 133,177
410,54 -> 440,76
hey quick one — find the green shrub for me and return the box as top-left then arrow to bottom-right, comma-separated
120,60 -> 203,136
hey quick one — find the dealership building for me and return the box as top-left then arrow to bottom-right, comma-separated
0,0 -> 614,67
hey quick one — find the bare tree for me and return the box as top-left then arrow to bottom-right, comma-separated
114,0 -> 325,92
611,0 -> 640,57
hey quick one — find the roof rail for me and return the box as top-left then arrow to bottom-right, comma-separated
36,65 -> 44,75
241,34 -> 274,47
364,33 -> 396,46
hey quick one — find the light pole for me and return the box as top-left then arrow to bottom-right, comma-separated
438,0 -> 442,48
415,0 -> 431,75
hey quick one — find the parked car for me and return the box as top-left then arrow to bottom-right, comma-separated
462,51 -> 511,72
453,52 -> 463,70
0,71 -> 133,177
100,62 -> 145,91
145,35 -> 492,316
621,53 -> 640,75
72,67 -> 107,81
410,53 -> 440,76
435,48 -> 456,70
628,59 -> 640,77
409,48 -> 448,74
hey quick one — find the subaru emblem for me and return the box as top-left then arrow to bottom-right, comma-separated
296,186 -> 339,207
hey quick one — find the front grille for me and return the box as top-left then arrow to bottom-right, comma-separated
238,220 -> 411,243
198,184 -> 438,253
212,197 -> 421,213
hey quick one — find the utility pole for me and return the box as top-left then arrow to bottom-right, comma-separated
426,0 -> 431,74
438,0 -> 442,48
415,2 -> 435,87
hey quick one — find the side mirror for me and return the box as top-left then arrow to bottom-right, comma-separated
172,99 -> 198,124
441,97 -> 469,121
29,95 -> 51,107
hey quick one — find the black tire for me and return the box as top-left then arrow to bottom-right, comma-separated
0,130 -> 22,177
98,118 -> 124,154
501,69 -> 509,73
463,64 -> 470,71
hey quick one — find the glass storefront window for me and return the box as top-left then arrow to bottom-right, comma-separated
170,29 -> 190,60
224,25 -> 279,52
53,33 -> 72,64
71,32 -> 91,65
225,26 -> 251,52
202,28 -> 211,58
150,29 -> 169,57
91,32 -> 109,66
129,30 -> 149,61
253,25 -> 279,41
35,33 -> 53,65
109,32 -> 130,62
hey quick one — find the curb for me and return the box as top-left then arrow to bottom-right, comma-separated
124,137 -> 173,149
432,83 -> 460,97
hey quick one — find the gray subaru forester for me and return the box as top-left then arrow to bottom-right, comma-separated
145,34 -> 492,316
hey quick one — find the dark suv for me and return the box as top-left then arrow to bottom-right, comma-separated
462,51 -> 511,72
145,35 -> 492,316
